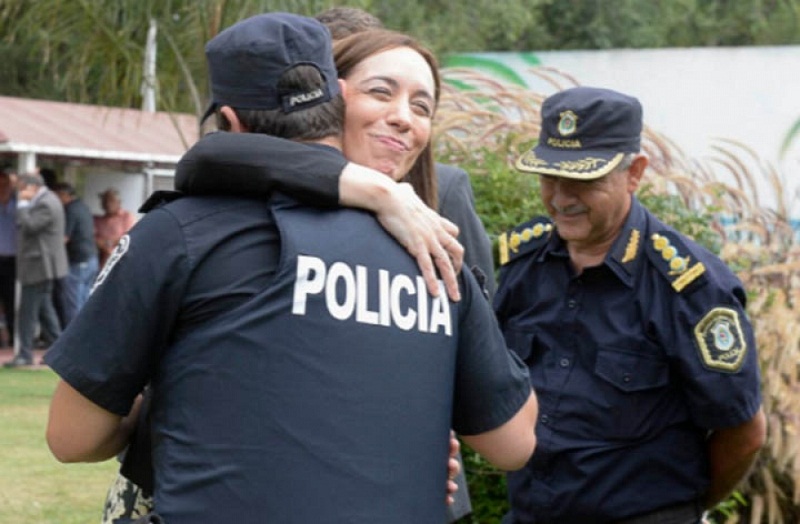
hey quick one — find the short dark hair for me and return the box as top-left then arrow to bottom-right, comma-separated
53,182 -> 76,196
218,64 -> 344,141
315,7 -> 383,40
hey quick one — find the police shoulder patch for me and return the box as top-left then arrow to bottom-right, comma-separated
645,230 -> 706,292
694,307 -> 747,372
498,216 -> 553,266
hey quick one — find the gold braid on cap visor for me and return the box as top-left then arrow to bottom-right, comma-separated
515,150 -> 626,180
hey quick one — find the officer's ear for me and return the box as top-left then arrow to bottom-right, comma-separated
626,155 -> 648,193
219,106 -> 247,133
338,78 -> 350,103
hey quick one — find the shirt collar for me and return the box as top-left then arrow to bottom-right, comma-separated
539,196 -> 647,287
538,229 -> 568,262
605,196 -> 647,287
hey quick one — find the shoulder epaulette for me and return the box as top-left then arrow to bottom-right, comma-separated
645,230 -> 707,293
138,190 -> 185,213
498,216 -> 553,266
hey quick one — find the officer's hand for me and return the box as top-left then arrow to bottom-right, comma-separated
447,430 -> 461,505
379,183 -> 463,301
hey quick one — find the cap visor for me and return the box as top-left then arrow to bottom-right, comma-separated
516,146 -> 626,180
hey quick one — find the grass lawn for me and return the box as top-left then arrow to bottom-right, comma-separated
0,367 -> 119,524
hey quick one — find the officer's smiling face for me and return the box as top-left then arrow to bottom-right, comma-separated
340,46 -> 435,180
540,163 -> 641,250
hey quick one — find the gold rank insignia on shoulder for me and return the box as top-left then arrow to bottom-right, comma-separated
621,229 -> 640,263
694,307 -> 747,372
498,217 -> 553,266
648,231 -> 706,292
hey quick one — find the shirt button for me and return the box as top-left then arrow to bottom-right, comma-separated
540,414 -> 549,425
567,299 -> 577,309
623,373 -> 632,383
559,358 -> 570,368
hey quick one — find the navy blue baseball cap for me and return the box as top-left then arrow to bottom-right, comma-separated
516,86 -> 643,180
201,12 -> 340,122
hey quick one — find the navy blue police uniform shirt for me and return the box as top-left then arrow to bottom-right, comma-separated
493,197 -> 762,524
45,163 -> 530,522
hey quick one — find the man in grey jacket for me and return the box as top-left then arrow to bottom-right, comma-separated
6,172 -> 68,367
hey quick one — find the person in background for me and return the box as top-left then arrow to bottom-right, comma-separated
494,86 -> 766,524
315,5 -> 383,40
94,187 -> 136,268
39,167 -> 58,189
5,172 -> 68,367
0,168 -> 17,347
46,14 -> 537,524
53,182 -> 99,327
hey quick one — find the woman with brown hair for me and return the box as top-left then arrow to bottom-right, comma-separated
334,29 -> 442,210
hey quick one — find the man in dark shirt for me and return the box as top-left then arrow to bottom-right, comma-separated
53,182 -> 99,327
495,86 -> 765,524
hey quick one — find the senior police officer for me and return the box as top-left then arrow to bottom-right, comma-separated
494,86 -> 766,524
44,13 -> 538,524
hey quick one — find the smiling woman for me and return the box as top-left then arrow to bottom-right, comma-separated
335,29 -> 442,209
340,46 -> 435,179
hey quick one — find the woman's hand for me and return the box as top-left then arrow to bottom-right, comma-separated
340,163 -> 464,301
378,183 -> 463,301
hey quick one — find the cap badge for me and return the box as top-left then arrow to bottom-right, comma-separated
557,110 -> 578,136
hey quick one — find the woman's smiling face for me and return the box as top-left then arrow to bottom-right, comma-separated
340,46 -> 436,181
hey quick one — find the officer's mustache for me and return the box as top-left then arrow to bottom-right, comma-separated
550,202 -> 588,216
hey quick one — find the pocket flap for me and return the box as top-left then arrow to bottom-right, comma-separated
595,349 -> 668,392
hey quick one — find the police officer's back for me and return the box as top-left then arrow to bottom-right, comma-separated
45,13 -> 537,524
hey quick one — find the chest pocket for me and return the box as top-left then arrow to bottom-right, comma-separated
590,347 -> 672,439
501,328 -> 535,363
594,348 -> 669,392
